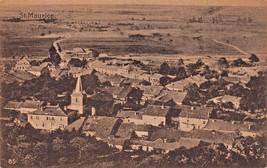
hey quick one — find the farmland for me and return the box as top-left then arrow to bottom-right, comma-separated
0,5 -> 266,58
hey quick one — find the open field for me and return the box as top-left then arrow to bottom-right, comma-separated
0,5 -> 266,58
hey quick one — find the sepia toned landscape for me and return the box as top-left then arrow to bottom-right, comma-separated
0,1 -> 267,168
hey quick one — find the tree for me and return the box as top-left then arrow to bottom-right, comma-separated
50,53 -> 61,66
249,54 -> 259,63
217,57 -> 229,69
159,76 -> 172,86
68,58 -> 83,67
82,74 -> 100,94
159,62 -> 170,75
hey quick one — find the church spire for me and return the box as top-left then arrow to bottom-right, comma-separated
74,75 -> 83,93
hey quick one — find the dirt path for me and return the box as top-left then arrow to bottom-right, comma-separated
212,39 -> 248,55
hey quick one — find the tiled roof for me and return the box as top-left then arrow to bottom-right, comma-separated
204,119 -> 253,133
102,86 -> 124,97
5,101 -> 22,109
183,129 -> 236,146
149,128 -> 184,141
116,110 -> 143,119
166,75 -> 207,90
116,123 -> 151,139
139,85 -> 163,97
223,76 -> 240,83
117,86 -> 133,99
90,92 -> 113,102
157,90 -> 187,104
31,106 -> 67,117
142,105 -> 171,117
179,106 -> 212,119
82,116 -> 121,139
66,117 -> 85,132
20,100 -> 45,109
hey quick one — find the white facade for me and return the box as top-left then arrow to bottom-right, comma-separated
27,114 -> 68,130
142,115 -> 166,126
179,117 -> 208,131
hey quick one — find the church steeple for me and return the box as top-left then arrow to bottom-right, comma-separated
74,75 -> 83,93
69,75 -> 85,115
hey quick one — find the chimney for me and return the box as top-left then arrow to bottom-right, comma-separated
191,106 -> 195,110
64,106 -> 67,111
161,105 -> 164,109
40,106 -> 43,111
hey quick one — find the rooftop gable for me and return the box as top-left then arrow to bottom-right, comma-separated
179,106 -> 212,119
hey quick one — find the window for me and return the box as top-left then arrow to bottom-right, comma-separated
52,117 -> 55,120
36,116 -> 39,120
76,98 -> 78,102
42,123 -> 45,127
46,117 -> 49,120
60,118 -> 62,121
203,121 -> 206,124
30,116 -> 33,119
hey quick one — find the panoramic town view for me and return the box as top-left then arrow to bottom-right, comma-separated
0,1 -> 266,167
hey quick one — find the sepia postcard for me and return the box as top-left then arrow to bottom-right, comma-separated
0,0 -> 266,167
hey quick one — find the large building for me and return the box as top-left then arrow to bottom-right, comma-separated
27,105 -> 77,130
14,56 -> 31,70
68,75 -> 86,115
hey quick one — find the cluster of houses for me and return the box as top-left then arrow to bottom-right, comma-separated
4,46 -> 264,154
4,73 -> 258,153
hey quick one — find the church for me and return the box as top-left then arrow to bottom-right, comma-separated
68,75 -> 86,115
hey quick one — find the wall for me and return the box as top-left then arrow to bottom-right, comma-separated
179,117 -> 208,131
142,115 -> 165,126
27,114 -> 68,130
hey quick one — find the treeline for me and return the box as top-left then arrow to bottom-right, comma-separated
1,72 -> 100,105
1,122 -> 115,167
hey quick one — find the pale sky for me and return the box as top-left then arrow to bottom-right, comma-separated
1,0 -> 267,6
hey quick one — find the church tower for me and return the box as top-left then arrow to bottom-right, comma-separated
69,75 -> 85,115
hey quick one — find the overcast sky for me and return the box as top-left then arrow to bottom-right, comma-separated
1,0 -> 267,6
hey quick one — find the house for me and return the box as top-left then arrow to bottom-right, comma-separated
149,128 -> 183,141
140,73 -> 163,86
103,86 -> 138,104
178,106 -> 212,131
65,117 -> 86,132
68,67 -> 93,78
107,138 -> 126,151
145,98 -> 176,107
183,129 -> 237,149
130,137 -> 200,154
14,56 -> 31,71
19,100 -> 46,113
115,123 -> 151,140
123,78 -> 144,87
27,105 -> 77,130
139,85 -> 163,101
97,73 -> 125,87
128,69 -> 147,79
4,101 -> 22,111
204,119 -> 257,137
222,76 -> 240,84
166,75 -> 207,91
26,66 -> 49,77
82,116 -> 122,140
50,69 -> 68,80
141,105 -> 172,126
221,95 -> 241,109
157,90 -> 188,105
116,110 -> 144,125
